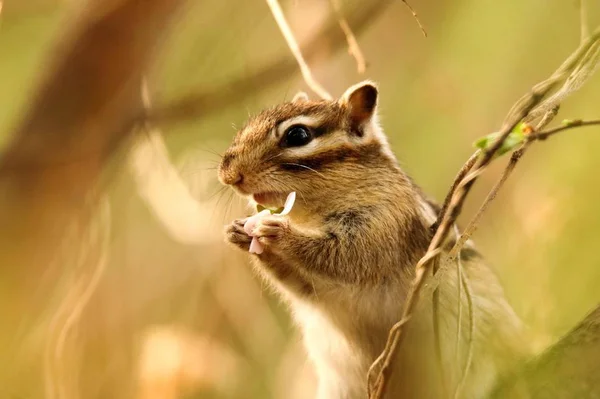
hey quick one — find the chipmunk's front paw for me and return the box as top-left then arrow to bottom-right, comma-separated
253,215 -> 290,251
225,219 -> 251,251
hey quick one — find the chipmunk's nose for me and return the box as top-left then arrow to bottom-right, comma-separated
219,152 -> 244,186
221,171 -> 244,186
230,173 -> 244,186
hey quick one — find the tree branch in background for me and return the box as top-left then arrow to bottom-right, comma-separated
266,0 -> 332,100
44,199 -> 111,399
128,80 -> 219,245
330,0 -> 367,74
128,123 -> 218,245
369,24 -> 600,399
150,0 -> 393,125
0,0 -> 185,395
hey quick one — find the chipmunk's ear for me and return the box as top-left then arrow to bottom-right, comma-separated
340,81 -> 378,126
292,91 -> 309,103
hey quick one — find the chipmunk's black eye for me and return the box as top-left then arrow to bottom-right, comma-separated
283,125 -> 313,147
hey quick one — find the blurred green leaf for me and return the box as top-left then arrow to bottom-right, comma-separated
473,122 -> 528,156
255,204 -> 284,214
562,119 -> 582,127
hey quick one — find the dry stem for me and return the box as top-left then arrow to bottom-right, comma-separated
330,0 -> 367,73
448,143 -> 530,260
533,119 -> 600,140
448,108 -> 560,258
266,0 -> 333,100
400,0 -> 427,37
432,151 -> 479,231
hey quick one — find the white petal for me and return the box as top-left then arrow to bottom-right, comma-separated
244,209 -> 270,235
278,192 -> 296,216
249,237 -> 264,254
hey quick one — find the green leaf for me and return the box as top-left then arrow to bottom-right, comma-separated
255,204 -> 285,214
498,131 -> 524,155
473,123 -> 527,156
474,134 -> 495,150
562,119 -> 582,127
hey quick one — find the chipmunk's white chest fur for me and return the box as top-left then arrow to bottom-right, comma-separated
292,297 -> 369,399
279,257 -> 525,399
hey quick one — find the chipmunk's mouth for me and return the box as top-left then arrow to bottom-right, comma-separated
252,191 -> 287,207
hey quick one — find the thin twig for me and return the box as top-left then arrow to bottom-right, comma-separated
533,119 -> 600,140
266,0 -> 333,100
447,31 -> 600,260
330,0 -> 367,73
400,0 -> 427,38
448,143 -> 530,260
448,108 -> 560,259
536,105 -> 561,131
371,111 -> 522,398
433,151 -> 479,232
151,0 -> 392,125
367,316 -> 412,397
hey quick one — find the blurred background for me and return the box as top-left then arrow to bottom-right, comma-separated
1,0 -> 600,398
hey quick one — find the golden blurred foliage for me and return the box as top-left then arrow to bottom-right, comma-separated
0,0 -> 599,398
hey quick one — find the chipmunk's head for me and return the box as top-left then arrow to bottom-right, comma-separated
218,81 -> 398,209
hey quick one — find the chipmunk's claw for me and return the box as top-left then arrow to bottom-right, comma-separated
225,219 -> 251,250
254,216 -> 290,248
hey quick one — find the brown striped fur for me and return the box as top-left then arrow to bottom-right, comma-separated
219,82 -> 527,399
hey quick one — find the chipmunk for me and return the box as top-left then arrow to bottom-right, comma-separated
219,81 -> 527,398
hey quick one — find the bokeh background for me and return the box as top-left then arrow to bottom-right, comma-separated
1,0 -> 600,398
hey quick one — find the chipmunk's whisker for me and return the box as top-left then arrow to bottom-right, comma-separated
265,152 -> 284,162
281,162 -> 325,178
